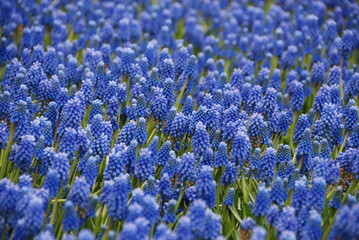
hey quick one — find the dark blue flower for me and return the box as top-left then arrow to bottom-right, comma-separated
329,186 -> 343,209
196,165 -> 216,208
230,130 -> 251,166
258,147 -> 277,183
220,161 -> 237,186
62,201 -> 79,232
223,187 -> 235,207
290,81 -> 305,112
68,176 -> 90,209
293,178 -> 309,212
177,152 -> 196,182
270,177 -> 287,206
253,185 -> 271,217
192,122 -> 210,159
107,174 -> 130,221
135,148 -> 154,181
135,117 -> 148,145
302,210 -> 322,240
214,142 -> 228,167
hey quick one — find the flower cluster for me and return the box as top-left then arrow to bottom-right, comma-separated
0,0 -> 359,239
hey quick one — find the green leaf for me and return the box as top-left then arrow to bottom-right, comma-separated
229,206 -> 242,223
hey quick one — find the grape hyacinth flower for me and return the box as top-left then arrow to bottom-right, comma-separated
0,1 -> 358,239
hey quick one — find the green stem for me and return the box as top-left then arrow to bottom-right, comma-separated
101,218 -> 113,240
342,180 -> 358,204
1,220 -> 6,240
10,168 -> 19,182
50,189 -> 63,225
32,159 -> 40,187
297,156 -> 304,170
68,156 -> 80,185
174,79 -> 188,109
146,127 -> 157,146
175,188 -> 185,211
338,130 -> 350,153
1,123 -> 15,179
288,112 -> 299,153
241,172 -> 248,203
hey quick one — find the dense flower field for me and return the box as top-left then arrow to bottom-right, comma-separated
0,0 -> 359,239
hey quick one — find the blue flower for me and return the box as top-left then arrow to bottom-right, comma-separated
161,58 -> 175,83
175,216 -> 193,240
12,197 -> 45,239
51,152 -> 70,186
36,230 -> 55,240
89,99 -> 103,122
329,205 -> 352,240
62,201 -> 79,232
12,135 -> 35,172
149,92 -> 168,121
118,120 -> 137,145
344,105 -> 358,132
223,188 -> 235,207
290,81 -> 305,112
269,69 -> 281,91
220,161 -> 237,186
249,113 -> 265,147
43,168 -> 60,197
250,226 -> 266,240
246,85 -> 262,113
277,206 -> 297,234
135,117 -> 148,145
258,147 -> 277,183
293,114 -> 311,142
214,142 -> 228,167
202,209 -> 222,240
68,176 -> 90,209
262,88 -> 278,118
253,185 -> 271,217
297,128 -> 312,157
78,229 -> 94,240
302,210 -> 322,240
311,62 -> 326,85
182,96 -> 194,116
327,66 -> 340,85
267,205 -> 280,227
162,199 -> 176,223
339,30 -> 354,57
43,47 -> 58,75
135,148 -> 154,181
0,122 -> 9,150
309,177 -> 326,211
192,121 -> 210,159
188,199 -> 206,238
313,85 -> 331,113
58,97 -> 85,137
196,165 -> 216,208
162,150 -> 177,179
169,113 -> 189,139
107,174 -> 130,221
293,178 -> 309,212
329,186 -> 343,209
270,177 -> 287,206
281,45 -> 297,69
241,217 -> 256,231
177,152 -> 196,182
230,130 -> 251,166
92,133 -> 110,158
59,128 -> 77,159
230,68 -> 244,89
158,141 -> 171,166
